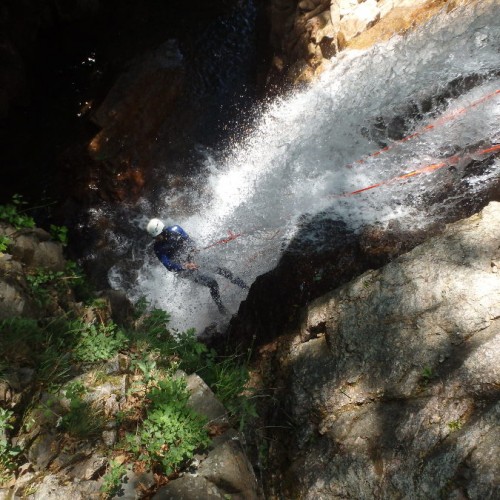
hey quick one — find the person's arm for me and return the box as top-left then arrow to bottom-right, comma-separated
154,246 -> 185,272
169,225 -> 196,250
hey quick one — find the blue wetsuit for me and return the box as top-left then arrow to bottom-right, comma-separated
153,225 -> 248,314
153,225 -> 194,272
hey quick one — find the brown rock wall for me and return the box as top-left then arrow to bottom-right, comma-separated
265,0 -> 481,86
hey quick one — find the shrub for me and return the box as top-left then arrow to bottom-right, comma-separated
49,224 -> 68,246
165,328 -> 212,374
0,236 -> 10,253
73,322 -> 128,364
125,376 -> 210,475
135,308 -> 259,431
26,262 -> 86,306
0,194 -> 35,229
136,307 -> 172,348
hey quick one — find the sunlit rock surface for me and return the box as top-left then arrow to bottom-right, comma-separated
253,201 -> 500,498
267,0 -> 484,85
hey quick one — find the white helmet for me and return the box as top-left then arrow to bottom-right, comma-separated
146,218 -> 165,237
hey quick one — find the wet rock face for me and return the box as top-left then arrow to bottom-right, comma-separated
224,151 -> 500,354
255,201 -> 500,498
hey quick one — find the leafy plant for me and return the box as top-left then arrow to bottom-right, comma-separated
0,409 -> 21,485
166,328 -> 212,373
49,224 -> 68,246
133,296 -> 150,319
73,322 -> 128,364
125,376 -> 210,475
447,419 -> 462,432
138,308 -> 172,346
0,236 -> 10,253
132,356 -> 158,385
136,309 -> 257,428
26,262 -> 87,306
100,459 -> 126,498
26,269 -> 60,305
421,366 -> 434,384
0,194 -> 35,229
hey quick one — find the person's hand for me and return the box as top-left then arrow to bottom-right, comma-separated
184,262 -> 198,270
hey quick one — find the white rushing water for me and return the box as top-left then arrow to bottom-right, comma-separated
109,0 -> 500,332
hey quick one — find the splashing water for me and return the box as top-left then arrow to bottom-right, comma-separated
109,1 -> 500,332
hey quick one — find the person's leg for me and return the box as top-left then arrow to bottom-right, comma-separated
179,270 -> 228,314
214,267 -> 249,290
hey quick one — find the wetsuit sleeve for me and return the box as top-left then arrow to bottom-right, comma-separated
169,225 -> 192,242
168,225 -> 196,252
154,246 -> 185,272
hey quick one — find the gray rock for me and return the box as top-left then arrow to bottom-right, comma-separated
27,433 -> 60,471
152,474 -> 226,500
198,437 -> 260,500
111,466 -> 155,500
65,454 -> 107,480
185,373 -> 229,426
10,234 -> 65,272
102,428 -> 118,447
30,474 -> 101,499
0,274 -> 36,319
262,201 -> 500,498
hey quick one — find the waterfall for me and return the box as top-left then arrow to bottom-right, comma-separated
108,0 -> 500,332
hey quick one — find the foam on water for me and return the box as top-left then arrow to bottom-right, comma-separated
109,1 -> 500,332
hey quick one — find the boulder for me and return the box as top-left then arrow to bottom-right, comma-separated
198,436 -> 260,499
110,465 -> 155,500
0,251 -> 37,319
257,201 -> 500,498
186,373 -> 230,427
338,0 -> 380,43
152,474 -> 227,500
7,228 -> 65,272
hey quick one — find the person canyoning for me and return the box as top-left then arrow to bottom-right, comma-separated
146,218 -> 248,315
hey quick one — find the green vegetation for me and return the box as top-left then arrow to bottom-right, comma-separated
0,195 -> 71,253
0,298 -> 257,481
447,419 -> 462,432
0,409 -> 21,485
100,459 -> 127,498
126,376 -> 211,475
420,366 -> 434,384
0,236 -> 10,253
73,322 -> 128,364
59,380 -> 104,439
26,262 -> 86,306
49,224 -> 68,246
0,194 -> 35,229
0,200 -> 258,485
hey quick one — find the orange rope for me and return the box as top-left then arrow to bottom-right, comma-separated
334,144 -> 500,198
199,87 -> 500,250
349,89 -> 500,167
201,230 -> 242,250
